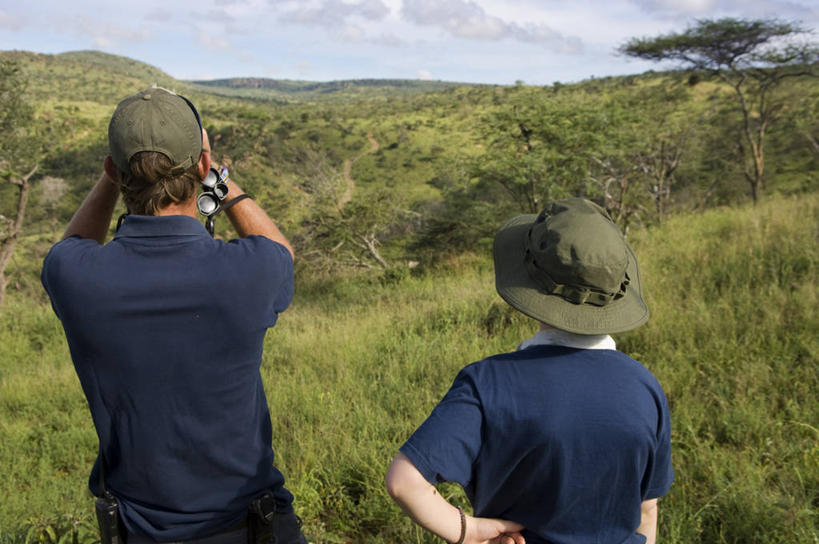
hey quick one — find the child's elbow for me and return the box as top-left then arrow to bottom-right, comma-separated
385,452 -> 426,502
385,457 -> 405,500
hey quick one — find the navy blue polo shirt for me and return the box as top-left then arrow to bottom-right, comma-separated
41,215 -> 295,541
401,345 -> 673,544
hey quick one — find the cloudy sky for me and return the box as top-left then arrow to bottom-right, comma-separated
1,0 -> 817,85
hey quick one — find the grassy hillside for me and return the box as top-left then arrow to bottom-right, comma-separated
0,49 -> 817,542
1,193 -> 816,543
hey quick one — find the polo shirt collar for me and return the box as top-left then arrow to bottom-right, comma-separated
517,329 -> 616,351
114,214 -> 209,239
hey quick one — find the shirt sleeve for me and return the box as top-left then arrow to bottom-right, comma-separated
400,365 -> 484,488
229,235 -> 294,328
40,236 -> 95,320
642,388 -> 674,499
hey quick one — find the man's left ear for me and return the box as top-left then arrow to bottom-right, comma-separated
197,150 -> 211,181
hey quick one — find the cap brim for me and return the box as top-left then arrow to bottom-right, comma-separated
493,215 -> 649,335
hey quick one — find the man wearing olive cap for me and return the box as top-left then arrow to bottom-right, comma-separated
41,87 -> 307,544
386,198 -> 673,544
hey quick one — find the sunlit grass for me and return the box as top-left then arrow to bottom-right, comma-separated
1,193 -> 816,543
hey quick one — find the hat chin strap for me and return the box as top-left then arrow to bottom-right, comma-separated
524,249 -> 629,307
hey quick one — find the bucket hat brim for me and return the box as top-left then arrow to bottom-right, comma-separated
493,214 -> 649,335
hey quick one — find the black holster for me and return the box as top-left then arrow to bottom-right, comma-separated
247,494 -> 276,544
95,492 -> 123,544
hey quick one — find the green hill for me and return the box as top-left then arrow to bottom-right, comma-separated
1,50 -> 184,104
56,50 -> 176,85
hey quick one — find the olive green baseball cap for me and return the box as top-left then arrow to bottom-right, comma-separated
108,86 -> 202,175
493,198 -> 649,335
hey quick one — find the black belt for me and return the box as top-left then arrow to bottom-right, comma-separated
126,520 -> 248,544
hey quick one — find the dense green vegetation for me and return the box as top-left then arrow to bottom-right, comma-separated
1,194 -> 816,543
0,47 -> 817,542
2,49 -> 817,272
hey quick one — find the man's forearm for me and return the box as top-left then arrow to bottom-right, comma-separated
62,172 -> 120,243
223,180 -> 294,259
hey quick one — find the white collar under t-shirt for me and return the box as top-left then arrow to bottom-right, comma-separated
517,329 -> 616,351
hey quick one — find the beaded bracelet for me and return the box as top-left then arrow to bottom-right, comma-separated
455,506 -> 466,544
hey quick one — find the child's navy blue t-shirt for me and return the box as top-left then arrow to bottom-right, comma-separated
401,345 -> 673,544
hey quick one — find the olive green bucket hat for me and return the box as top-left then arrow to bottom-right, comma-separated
108,86 -> 202,175
493,198 -> 649,335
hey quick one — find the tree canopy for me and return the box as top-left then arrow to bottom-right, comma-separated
620,18 -> 819,203
619,18 -> 817,71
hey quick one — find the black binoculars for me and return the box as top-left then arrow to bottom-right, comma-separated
197,166 -> 229,217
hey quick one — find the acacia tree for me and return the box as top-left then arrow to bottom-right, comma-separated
0,58 -> 39,306
621,18 -> 819,203
473,89 -> 607,214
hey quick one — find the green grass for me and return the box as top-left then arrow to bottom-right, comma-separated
1,194 -> 817,542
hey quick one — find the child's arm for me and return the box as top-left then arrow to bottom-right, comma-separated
385,452 -> 526,544
636,499 -> 658,544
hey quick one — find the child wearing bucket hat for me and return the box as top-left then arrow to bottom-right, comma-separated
386,198 -> 673,544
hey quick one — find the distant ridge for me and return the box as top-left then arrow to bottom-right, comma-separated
189,77 -> 468,96
0,49 -> 477,104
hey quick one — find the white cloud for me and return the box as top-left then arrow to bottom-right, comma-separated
630,0 -> 819,20
0,10 -> 26,31
338,24 -> 366,43
92,36 -> 112,48
198,29 -> 231,50
205,8 -> 237,22
400,0 -> 584,53
237,50 -> 255,63
144,8 -> 174,22
641,0 -> 713,12
417,69 -> 433,79
279,0 -> 390,27
370,32 -> 405,47
295,59 -> 313,77
73,17 -> 151,47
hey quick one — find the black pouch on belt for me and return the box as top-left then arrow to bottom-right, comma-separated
247,494 -> 276,544
95,492 -> 122,544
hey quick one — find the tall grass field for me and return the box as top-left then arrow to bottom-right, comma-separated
0,194 -> 816,543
